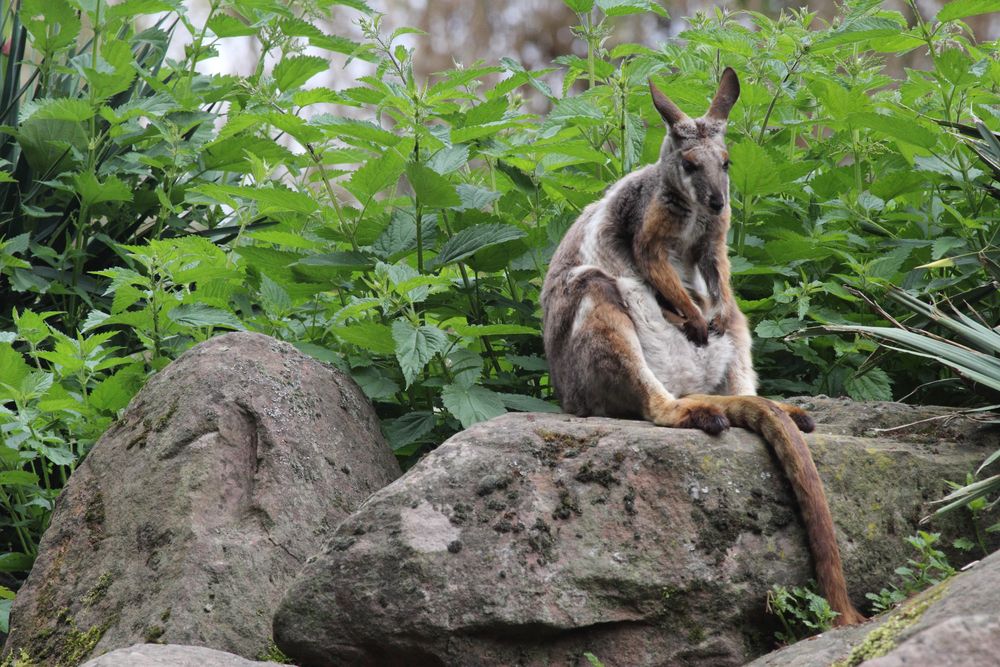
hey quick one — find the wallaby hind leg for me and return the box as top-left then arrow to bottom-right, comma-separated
562,271 -> 729,435
771,401 -> 816,433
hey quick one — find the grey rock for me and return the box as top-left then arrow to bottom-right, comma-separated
272,398 -> 998,667
81,643 -> 291,667
4,332 -> 400,665
749,548 -> 1000,667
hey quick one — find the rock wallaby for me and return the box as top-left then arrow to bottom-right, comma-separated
541,68 -> 865,626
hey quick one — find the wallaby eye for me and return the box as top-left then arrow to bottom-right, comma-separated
722,159 -> 730,171
682,159 -> 699,174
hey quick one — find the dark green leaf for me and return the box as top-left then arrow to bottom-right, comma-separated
392,320 -> 449,387
405,163 -> 461,208
441,383 -> 506,428
430,224 -> 526,269
167,304 -> 246,330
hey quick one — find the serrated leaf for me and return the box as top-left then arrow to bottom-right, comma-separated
273,55 -> 328,92
845,368 -> 892,401
383,411 -> 435,451
73,173 -> 133,206
406,163 -> 461,208
441,383 -> 506,428
596,0 -> 667,17
430,223 -> 526,269
848,112 -> 938,149
331,322 -> 396,355
755,318 -> 802,338
167,304 -> 245,330
455,184 -> 502,211
392,320 -> 449,387
207,13 -> 257,37
937,0 -> 1000,22
563,0 -> 594,11
426,144 -> 469,175
729,141 -> 781,196
547,96 -> 605,126
347,150 -> 405,201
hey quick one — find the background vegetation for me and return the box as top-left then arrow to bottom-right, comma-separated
0,0 -> 998,630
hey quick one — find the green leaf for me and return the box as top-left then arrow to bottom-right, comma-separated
426,144 -> 470,175
19,98 -> 94,123
167,304 -> 245,330
351,366 -> 399,401
0,344 -> 32,401
810,16 -> 902,51
383,412 -> 435,451
346,150 -> 405,201
405,163 -> 461,208
207,14 -> 258,37
441,383 -> 506,428
937,0 -> 1000,22
562,0 -> 593,11
546,96 -> 605,126
499,393 -> 562,413
0,553 -> 33,573
0,471 -> 39,487
755,319 -> 802,338
392,320 -> 449,387
21,0 -> 81,53
90,365 -> 145,413
331,322 -> 396,355
845,368 -> 892,401
450,323 -> 537,337
596,0 -> 667,17
105,0 -> 177,20
73,173 -> 133,207
430,223 -> 527,269
273,55 -> 328,92
848,112 -> 938,149
729,141 -> 781,196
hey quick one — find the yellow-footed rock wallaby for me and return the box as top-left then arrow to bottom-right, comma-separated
541,68 -> 865,626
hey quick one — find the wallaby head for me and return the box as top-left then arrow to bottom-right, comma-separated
649,67 -> 740,216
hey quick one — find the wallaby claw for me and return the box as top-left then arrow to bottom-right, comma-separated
682,318 -> 710,346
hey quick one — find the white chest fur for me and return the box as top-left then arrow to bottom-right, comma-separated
616,276 -> 734,395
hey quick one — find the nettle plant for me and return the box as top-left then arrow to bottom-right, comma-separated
206,0 -> 1000,457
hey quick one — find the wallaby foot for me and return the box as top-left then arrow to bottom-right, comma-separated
774,402 -> 816,433
646,395 -> 730,435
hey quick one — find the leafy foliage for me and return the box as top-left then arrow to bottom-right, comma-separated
766,582 -> 839,643
864,531 -> 956,613
0,0 -> 999,592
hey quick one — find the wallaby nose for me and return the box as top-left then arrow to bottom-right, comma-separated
709,193 -> 725,213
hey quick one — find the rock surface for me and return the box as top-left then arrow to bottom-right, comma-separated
3,332 -> 400,665
747,548 -> 1000,667
273,397 -> 997,667
80,643 -> 290,666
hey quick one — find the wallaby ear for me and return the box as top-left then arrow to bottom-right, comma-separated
706,67 -> 740,121
648,79 -> 689,126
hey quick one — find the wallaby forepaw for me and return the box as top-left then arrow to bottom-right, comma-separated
676,403 -> 729,435
682,318 -> 710,347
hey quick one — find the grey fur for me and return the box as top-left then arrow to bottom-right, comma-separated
542,68 -> 756,419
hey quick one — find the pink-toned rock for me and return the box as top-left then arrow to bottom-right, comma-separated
273,399 -> 996,666
3,332 -> 399,664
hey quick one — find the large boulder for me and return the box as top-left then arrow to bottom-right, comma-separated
4,332 -> 400,665
272,397 -> 997,666
746,547 -> 1000,667
80,643 -> 289,667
